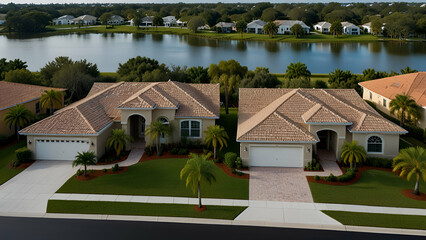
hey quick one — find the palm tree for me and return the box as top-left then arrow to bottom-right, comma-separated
107,129 -> 133,157
145,120 -> 170,156
400,67 -> 418,74
340,141 -> 367,169
204,125 -> 229,160
393,147 -> 426,195
284,62 -> 311,80
236,20 -> 247,37
390,94 -> 421,126
40,89 -> 63,115
180,153 -> 216,209
73,151 -> 96,177
3,104 -> 34,141
330,21 -> 343,37
263,21 -> 278,38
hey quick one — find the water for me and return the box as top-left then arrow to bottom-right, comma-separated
0,33 -> 425,73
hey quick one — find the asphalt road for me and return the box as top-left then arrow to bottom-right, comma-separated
0,216 -> 423,240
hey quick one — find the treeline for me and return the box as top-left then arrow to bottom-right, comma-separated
1,2 -> 425,37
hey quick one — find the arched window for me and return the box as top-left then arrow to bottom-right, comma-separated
180,120 -> 201,138
158,117 -> 169,125
367,136 -> 383,153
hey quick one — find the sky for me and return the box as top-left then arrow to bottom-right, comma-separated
2,0 -> 425,4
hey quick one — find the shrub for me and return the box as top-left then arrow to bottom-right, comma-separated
178,148 -> 189,155
337,169 -> 356,182
0,135 -> 8,146
237,171 -> 243,176
144,146 -> 153,156
89,169 -> 94,174
235,157 -> 243,169
13,160 -> 21,168
106,156 -> 115,163
230,168 -> 237,174
365,157 -> 393,169
169,147 -> 179,155
102,168 -> 107,173
213,158 -> 221,163
305,159 -> 322,171
224,152 -> 237,168
15,147 -> 32,163
76,169 -> 83,176
111,164 -> 120,172
325,173 -> 337,182
314,175 -> 321,181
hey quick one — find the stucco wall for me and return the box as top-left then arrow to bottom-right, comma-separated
309,124 -> 347,159
239,142 -> 313,167
352,133 -> 400,159
95,122 -> 120,158
1,99 -> 40,136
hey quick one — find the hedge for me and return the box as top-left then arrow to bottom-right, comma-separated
15,147 -> 32,163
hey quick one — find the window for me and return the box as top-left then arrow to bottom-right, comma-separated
369,92 -> 372,100
180,120 -> 201,138
35,102 -> 40,114
367,136 -> 383,153
383,99 -> 387,107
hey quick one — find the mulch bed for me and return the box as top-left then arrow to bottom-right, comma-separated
95,155 -> 129,166
194,205 -> 207,212
306,166 -> 393,186
402,189 -> 426,201
75,167 -> 128,181
215,163 -> 249,180
8,161 -> 35,169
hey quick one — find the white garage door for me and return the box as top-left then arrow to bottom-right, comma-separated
35,139 -> 91,161
250,146 -> 303,167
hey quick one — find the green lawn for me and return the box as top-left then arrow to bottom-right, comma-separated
217,107 -> 239,157
309,170 -> 425,209
322,211 -> 426,230
0,141 -> 27,185
47,200 -> 246,220
57,158 -> 248,199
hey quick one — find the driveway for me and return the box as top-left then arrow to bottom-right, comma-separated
249,167 -> 313,202
0,161 -> 75,214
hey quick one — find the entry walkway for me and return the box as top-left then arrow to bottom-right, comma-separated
87,148 -> 144,170
305,149 -> 342,177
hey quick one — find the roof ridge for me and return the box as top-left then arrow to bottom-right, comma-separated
150,85 -> 178,107
298,90 -> 349,122
74,107 -> 96,133
320,89 -> 364,116
120,82 -> 158,107
273,112 -> 317,141
169,81 -> 214,116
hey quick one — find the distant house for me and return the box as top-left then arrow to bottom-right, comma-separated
274,20 -> 310,35
0,14 -> 7,25
71,15 -> 97,25
313,21 -> 331,33
176,19 -> 187,27
342,22 -> 360,35
215,22 -> 236,33
108,15 -> 124,25
247,19 -> 266,34
53,15 -> 74,25
141,16 -> 153,26
163,16 -> 176,27
362,22 -> 371,33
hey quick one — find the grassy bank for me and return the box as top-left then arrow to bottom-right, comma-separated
47,200 -> 246,220
0,141 -> 27,185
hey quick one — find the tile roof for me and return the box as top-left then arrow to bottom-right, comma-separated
274,20 -> 309,28
0,81 -> 65,110
314,21 -> 331,28
237,88 -> 406,143
359,72 -> 426,107
21,81 -> 219,135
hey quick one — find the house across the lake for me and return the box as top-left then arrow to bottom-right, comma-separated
247,20 -> 266,34
274,20 -> 310,35
71,15 -> 97,25
0,14 -> 7,25
108,15 -> 124,25
342,22 -> 360,35
215,22 -> 236,33
237,88 -> 406,168
313,21 -> 331,33
163,16 -> 176,27
141,16 -> 153,26
53,15 -> 75,25
20,81 -> 220,161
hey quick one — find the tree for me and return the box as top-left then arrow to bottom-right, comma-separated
117,56 -> 168,82
400,66 -> 418,74
328,69 -> 359,89
204,125 -> 229,160
390,94 -> 421,126
72,151 -> 96,177
0,58 -> 28,80
263,21 -> 278,38
4,69 -> 39,85
283,77 -> 311,88
180,153 -> 216,209
290,24 -> 304,38
236,20 -> 247,37
40,56 -> 74,86
188,16 -> 205,33
5,10 -> 50,33
152,16 -> 164,31
393,147 -> 426,195
107,129 -> 133,157
186,66 -> 210,83
313,80 -> 328,88
100,12 -> 113,28
209,60 -> 247,114
371,19 -> 383,35
284,62 -> 311,80
330,21 -> 343,37
40,90 -> 63,116
145,120 -> 171,156
261,8 -> 281,22
341,141 -> 367,169
3,104 -> 34,141
240,69 -> 281,88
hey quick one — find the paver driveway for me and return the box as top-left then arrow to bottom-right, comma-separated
249,167 -> 314,202
0,161 -> 75,214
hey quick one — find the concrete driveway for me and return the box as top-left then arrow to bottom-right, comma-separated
0,161 -> 75,214
249,167 -> 314,202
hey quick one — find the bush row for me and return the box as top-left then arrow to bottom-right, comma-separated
224,152 -> 242,169
315,168 -> 356,182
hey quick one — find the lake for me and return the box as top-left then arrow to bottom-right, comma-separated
0,33 -> 425,73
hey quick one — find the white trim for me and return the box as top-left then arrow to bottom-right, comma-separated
19,122 -> 114,137
237,140 -> 317,143
180,119 -> 202,139
0,97 -> 41,111
175,116 -> 219,119
118,107 -> 155,110
349,130 -> 408,134
306,122 -> 352,125
365,134 -> 384,154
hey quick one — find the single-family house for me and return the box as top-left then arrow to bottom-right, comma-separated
141,16 -> 153,26
342,22 -> 360,35
0,14 -> 6,25
247,19 -> 266,34
176,19 -> 187,27
237,88 -> 406,168
52,15 -> 74,25
313,21 -> 331,33
362,22 -> 371,33
20,81 -> 220,161
71,15 -> 97,25
359,72 -> 426,128
215,22 -> 236,33
0,82 -> 65,137
108,15 -> 124,25
274,20 -> 310,35
163,16 -> 176,27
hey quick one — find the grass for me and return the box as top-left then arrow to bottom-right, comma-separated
322,211 -> 426,230
217,107 -> 239,157
309,169 -> 426,209
57,158 -> 248,199
0,141 -> 27,185
47,200 -> 246,220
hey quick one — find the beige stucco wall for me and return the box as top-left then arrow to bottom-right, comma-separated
309,124 -> 347,159
352,133 -> 400,159
239,142 -> 313,167
1,99 -> 41,136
